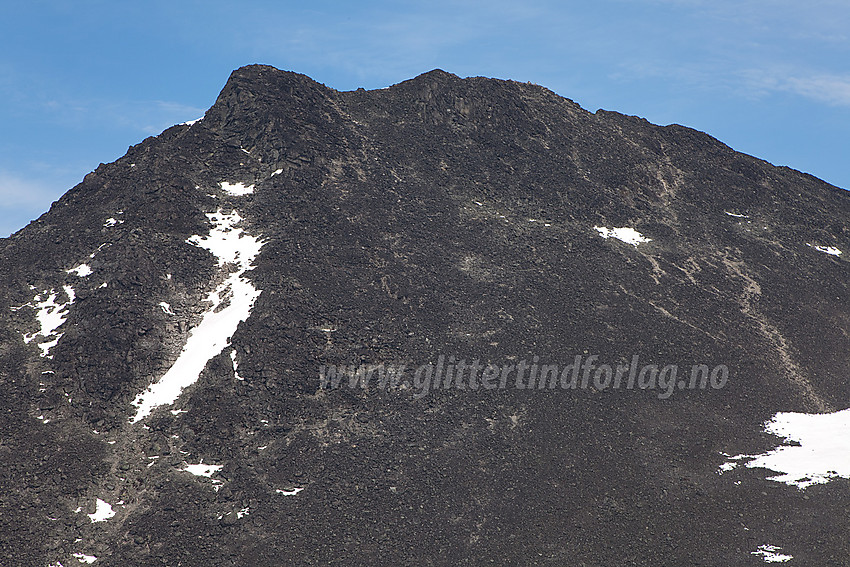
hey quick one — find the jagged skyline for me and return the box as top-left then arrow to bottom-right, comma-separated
2,1 -> 850,237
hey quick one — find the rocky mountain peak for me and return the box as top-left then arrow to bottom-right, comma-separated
0,65 -> 848,566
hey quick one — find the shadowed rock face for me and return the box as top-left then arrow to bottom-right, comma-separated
1,64 -> 848,566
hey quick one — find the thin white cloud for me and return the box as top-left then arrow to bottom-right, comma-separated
35,97 -> 207,135
0,170 -> 64,237
0,170 -> 62,209
136,100 -> 208,134
738,68 -> 850,106
782,74 -> 850,106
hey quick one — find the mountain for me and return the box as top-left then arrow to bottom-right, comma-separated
1,64 -> 848,566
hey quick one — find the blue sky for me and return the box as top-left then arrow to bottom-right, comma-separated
2,0 -> 849,237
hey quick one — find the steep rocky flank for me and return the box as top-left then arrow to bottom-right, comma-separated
1,65 -> 848,566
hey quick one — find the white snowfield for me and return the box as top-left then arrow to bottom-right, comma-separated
807,243 -> 842,257
752,544 -> 793,563
130,209 -> 265,423
17,285 -> 75,358
23,291 -> 66,342
87,499 -> 115,523
182,462 -> 223,478
721,406 -> 850,489
231,349 -> 245,381
66,264 -> 93,277
220,181 -> 255,196
594,226 -> 651,246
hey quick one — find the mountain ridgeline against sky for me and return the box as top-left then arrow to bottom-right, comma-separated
1,65 -> 848,566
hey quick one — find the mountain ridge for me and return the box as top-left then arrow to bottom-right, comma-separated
1,64 -> 848,566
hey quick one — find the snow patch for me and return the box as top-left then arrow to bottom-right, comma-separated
276,487 -> 305,496
182,462 -> 223,478
87,499 -> 115,523
807,244 -> 842,256
181,117 -> 202,126
721,407 -> 850,488
66,264 -> 93,277
724,211 -> 750,218
71,553 -> 97,564
231,349 -> 244,381
271,168 -> 283,177
37,336 -> 61,357
220,181 -> 255,196
594,226 -> 651,246
103,218 -> 123,228
20,286 -> 74,357
24,291 -> 68,341
130,210 -> 264,422
752,544 -> 792,563
89,243 -> 109,259
158,302 -> 175,315
187,210 -> 264,266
